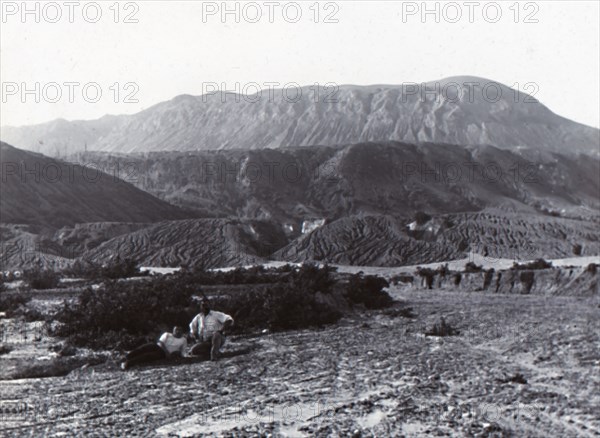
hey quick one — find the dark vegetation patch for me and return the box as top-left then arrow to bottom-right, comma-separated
383,305 -> 416,319
416,267 -> 436,289
51,263 -> 393,350
498,372 -> 528,385
23,269 -> 60,290
425,317 -> 460,337
0,291 -> 32,317
63,257 -> 144,280
511,258 -> 552,270
464,262 -> 483,273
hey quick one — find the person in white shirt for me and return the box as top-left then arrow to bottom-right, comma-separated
189,298 -> 234,361
121,326 -> 188,370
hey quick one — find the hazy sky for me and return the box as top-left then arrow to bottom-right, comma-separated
1,0 -> 599,128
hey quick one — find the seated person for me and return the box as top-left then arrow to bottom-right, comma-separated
189,298 -> 234,361
121,326 -> 187,370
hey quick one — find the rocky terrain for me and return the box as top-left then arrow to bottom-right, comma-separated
80,218 -> 288,269
1,285 -> 598,437
273,211 -> 599,267
2,77 -> 598,157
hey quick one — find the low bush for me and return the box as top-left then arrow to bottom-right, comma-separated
0,291 -> 32,317
512,259 -> 552,270
464,262 -> 483,273
52,263 -> 387,350
24,270 -> 60,290
416,267 -> 436,289
345,274 -> 392,309
383,306 -> 416,319
425,317 -> 460,337
390,274 -> 414,285
499,372 -> 528,384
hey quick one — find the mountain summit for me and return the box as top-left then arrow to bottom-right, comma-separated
2,77 -> 598,156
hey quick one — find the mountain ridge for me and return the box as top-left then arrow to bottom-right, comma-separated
2,77 -> 598,157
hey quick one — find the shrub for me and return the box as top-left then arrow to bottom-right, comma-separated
499,372 -> 527,384
51,278 -> 197,349
390,274 -> 414,285
453,273 -> 462,286
464,262 -> 483,273
63,257 -> 142,280
103,258 -> 142,279
572,244 -> 583,256
24,269 -> 60,290
51,264 -> 358,350
512,258 -> 552,270
416,267 -> 435,289
585,263 -> 598,274
437,264 -> 450,276
0,291 -> 32,317
425,317 -> 460,337
345,274 -> 392,309
0,345 -> 12,355
483,268 -> 495,289
384,306 -> 416,319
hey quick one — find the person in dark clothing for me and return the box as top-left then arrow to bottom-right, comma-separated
121,326 -> 187,370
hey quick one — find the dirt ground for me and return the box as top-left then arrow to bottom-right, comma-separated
1,286 -> 599,437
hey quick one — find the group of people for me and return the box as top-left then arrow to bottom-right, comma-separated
121,298 -> 234,370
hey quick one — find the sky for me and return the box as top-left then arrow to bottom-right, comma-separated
1,0 -> 599,128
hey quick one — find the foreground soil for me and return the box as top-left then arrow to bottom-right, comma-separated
1,287 -> 599,437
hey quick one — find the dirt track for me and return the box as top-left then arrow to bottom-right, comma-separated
1,287 -> 599,437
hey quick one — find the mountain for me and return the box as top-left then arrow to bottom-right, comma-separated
2,77 -> 598,156
0,142 -> 192,228
73,141 -> 600,225
1,139 -> 597,270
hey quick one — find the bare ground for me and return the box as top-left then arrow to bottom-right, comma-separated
1,287 -> 599,437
